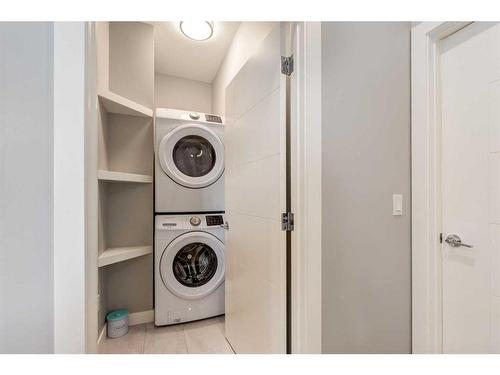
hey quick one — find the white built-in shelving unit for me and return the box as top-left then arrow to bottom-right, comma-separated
97,170 -> 153,184
98,246 -> 153,268
93,22 -> 155,345
98,89 -> 153,118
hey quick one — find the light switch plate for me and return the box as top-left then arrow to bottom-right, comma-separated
393,194 -> 403,216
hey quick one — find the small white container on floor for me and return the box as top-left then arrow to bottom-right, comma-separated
106,309 -> 129,338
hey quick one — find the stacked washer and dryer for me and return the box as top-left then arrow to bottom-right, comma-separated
154,109 -> 226,326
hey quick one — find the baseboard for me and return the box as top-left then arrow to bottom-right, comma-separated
97,323 -> 107,346
129,309 -> 154,326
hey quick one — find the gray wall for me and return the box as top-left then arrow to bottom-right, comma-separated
321,22 -> 411,353
0,22 -> 54,353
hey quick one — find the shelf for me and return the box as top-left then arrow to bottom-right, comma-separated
98,245 -> 152,267
98,89 -> 153,118
98,170 -> 152,184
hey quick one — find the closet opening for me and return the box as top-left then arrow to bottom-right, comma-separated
85,21 -> 321,354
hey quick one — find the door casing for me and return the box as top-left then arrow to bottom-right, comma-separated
289,21 -> 322,354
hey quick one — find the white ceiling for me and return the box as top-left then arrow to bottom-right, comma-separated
153,22 -> 240,83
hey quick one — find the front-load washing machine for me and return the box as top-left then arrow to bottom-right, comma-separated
155,213 -> 225,326
155,108 -> 225,213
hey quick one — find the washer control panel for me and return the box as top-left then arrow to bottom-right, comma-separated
157,214 -> 225,230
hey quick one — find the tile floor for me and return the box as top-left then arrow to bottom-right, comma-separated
98,315 -> 235,354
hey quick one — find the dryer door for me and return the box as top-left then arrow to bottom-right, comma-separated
158,124 -> 224,188
160,231 -> 225,299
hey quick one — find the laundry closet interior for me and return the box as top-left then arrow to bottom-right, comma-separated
89,21 -> 289,354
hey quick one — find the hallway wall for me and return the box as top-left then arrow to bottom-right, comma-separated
321,22 -> 412,353
0,22 -> 55,353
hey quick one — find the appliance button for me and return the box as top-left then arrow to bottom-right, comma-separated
190,216 -> 201,226
189,112 -> 200,120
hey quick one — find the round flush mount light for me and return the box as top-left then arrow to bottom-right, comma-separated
179,21 -> 214,41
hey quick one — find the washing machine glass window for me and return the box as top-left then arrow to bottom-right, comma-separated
172,135 -> 216,178
172,242 -> 218,287
159,124 -> 224,189
160,231 -> 225,299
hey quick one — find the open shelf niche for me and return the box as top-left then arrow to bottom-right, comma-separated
98,170 -> 153,184
95,22 -> 155,341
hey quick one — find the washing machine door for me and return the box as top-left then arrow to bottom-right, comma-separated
160,231 -> 225,299
158,124 -> 224,189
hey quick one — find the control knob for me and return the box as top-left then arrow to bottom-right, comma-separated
190,216 -> 201,226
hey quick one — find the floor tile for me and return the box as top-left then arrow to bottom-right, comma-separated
144,323 -> 188,354
98,316 -> 234,354
98,324 -> 146,354
184,317 -> 234,354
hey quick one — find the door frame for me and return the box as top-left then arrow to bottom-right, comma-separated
411,21 -> 472,354
289,21 -> 322,354
80,21 -> 322,354
53,22 -> 91,353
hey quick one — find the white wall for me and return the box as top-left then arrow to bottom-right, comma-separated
0,22 -> 55,353
321,22 -> 412,353
155,73 -> 212,113
109,23 -> 154,109
53,22 -> 87,354
211,22 -> 277,115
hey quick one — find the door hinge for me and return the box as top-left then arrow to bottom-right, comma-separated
281,212 -> 294,231
281,55 -> 294,76
440,232 -> 443,243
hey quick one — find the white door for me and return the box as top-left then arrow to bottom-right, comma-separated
224,24 -> 288,353
440,22 -> 500,353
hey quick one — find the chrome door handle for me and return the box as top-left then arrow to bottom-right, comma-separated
445,234 -> 473,248
220,222 -> 229,230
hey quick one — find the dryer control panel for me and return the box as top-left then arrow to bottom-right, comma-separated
205,114 -> 222,123
156,108 -> 225,126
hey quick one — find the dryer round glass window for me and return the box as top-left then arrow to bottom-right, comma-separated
159,124 -> 224,189
172,135 -> 216,177
172,242 -> 218,287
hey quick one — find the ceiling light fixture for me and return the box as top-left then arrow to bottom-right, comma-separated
179,21 -> 214,41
